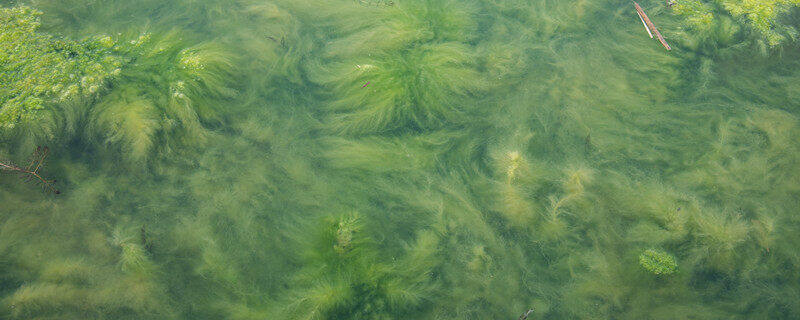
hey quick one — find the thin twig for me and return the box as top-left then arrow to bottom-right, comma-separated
1,147 -> 60,194
633,1 -> 671,50
637,11 -> 653,38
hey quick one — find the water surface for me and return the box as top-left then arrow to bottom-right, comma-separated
1,0 -> 799,319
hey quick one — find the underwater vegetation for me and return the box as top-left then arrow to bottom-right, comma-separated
0,6 -> 122,130
88,32 -> 241,161
0,5 -> 241,161
273,212 -> 435,319
671,0 -> 800,46
0,0 -> 799,319
303,0 -> 508,135
309,42 -> 487,134
639,249 -> 678,275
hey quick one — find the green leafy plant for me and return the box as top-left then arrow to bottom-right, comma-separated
672,0 -> 800,45
639,249 -> 678,275
312,42 -> 486,134
88,32 -> 239,160
1,5 -> 240,161
0,6 -> 124,129
306,0 -> 488,134
278,212 -> 433,319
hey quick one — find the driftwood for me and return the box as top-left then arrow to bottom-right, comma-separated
633,1 -> 671,50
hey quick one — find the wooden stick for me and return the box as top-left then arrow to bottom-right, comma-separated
636,11 -> 653,38
633,1 -> 671,50
1,147 -> 60,194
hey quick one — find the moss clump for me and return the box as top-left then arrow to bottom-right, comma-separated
639,249 -> 678,275
0,6 -> 124,128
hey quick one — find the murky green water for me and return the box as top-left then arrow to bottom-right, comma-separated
1,0 -> 799,319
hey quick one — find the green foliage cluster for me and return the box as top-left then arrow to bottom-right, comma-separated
275,212 -> 434,319
722,0 -> 800,44
304,0 -> 512,134
0,5 -> 241,161
672,0 -> 800,45
639,249 -> 678,275
0,6 -> 123,128
88,33 -> 240,160
672,0 -> 716,29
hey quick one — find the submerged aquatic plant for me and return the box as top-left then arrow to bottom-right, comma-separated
88,32 -> 240,160
492,150 -> 538,226
0,6 -> 123,130
537,167 -> 594,241
672,0 -> 800,46
692,210 -> 750,269
639,249 -> 678,275
312,42 -> 486,134
278,212 -> 433,319
333,214 -> 359,254
1,5 -> 240,161
306,0 -> 490,134
672,0 -> 717,30
720,0 -> 800,45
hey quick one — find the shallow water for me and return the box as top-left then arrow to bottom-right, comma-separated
1,0 -> 799,319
